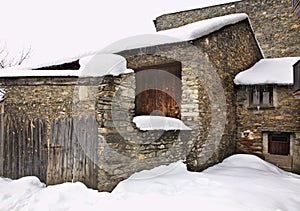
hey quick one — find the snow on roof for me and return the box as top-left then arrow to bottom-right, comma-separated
234,57 -> 300,85
79,54 -> 134,77
0,12 -> 250,78
0,54 -> 134,78
0,69 -> 79,77
158,13 -> 248,41
133,116 -> 192,131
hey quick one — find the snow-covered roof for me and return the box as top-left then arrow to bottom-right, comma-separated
0,54 -> 134,78
158,13 -> 248,41
234,57 -> 300,85
0,69 -> 79,77
0,13 -> 250,78
133,116 -> 191,131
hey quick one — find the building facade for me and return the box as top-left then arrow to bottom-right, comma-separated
0,16 -> 263,191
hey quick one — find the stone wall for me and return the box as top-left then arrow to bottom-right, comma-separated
236,85 -> 300,172
186,19 -> 263,171
156,0 -> 300,58
0,18 -> 263,191
0,77 -> 104,120
96,73 -> 195,191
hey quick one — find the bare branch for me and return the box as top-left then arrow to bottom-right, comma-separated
17,46 -> 31,65
0,44 -> 31,69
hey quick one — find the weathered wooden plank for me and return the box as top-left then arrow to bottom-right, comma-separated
11,115 -> 18,179
40,118 -> 47,183
33,118 -> 39,178
2,115 -> 9,177
0,115 -> 47,181
0,114 -> 4,176
7,116 -> 13,178
65,117 -> 73,182
72,116 -> 81,183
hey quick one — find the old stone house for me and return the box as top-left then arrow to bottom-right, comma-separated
0,13 -> 264,191
154,0 -> 300,172
234,57 -> 300,173
0,0 -> 299,192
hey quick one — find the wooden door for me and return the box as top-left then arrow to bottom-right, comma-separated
268,133 -> 290,155
135,61 -> 182,119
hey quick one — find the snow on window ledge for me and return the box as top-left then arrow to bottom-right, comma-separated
133,115 -> 192,131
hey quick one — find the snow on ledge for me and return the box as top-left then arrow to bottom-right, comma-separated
133,116 -> 192,131
234,57 -> 300,85
158,13 -> 248,41
79,54 -> 134,77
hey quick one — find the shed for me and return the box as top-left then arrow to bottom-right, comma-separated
0,13 -> 263,191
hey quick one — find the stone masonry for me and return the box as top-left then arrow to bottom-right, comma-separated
156,0 -> 300,58
236,85 -> 300,172
0,18 -> 263,191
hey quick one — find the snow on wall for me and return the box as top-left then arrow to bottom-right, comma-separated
234,57 -> 300,85
133,116 -> 192,131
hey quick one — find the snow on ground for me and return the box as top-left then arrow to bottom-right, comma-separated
133,116 -> 192,131
1,154 -> 300,211
234,57 -> 300,85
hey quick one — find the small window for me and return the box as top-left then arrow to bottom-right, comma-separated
249,86 -> 273,106
268,133 -> 290,155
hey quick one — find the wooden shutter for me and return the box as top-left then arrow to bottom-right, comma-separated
135,61 -> 182,119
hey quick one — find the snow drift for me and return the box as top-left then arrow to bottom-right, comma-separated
1,154 -> 300,211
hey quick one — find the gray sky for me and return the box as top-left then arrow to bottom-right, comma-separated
0,0 -> 238,64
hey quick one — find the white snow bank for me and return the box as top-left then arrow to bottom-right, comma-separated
234,57 -> 300,85
0,176 -> 45,210
133,115 -> 192,131
1,154 -> 300,211
79,54 -> 134,77
158,13 -> 248,41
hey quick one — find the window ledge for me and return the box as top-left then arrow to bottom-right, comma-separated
247,105 -> 275,110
